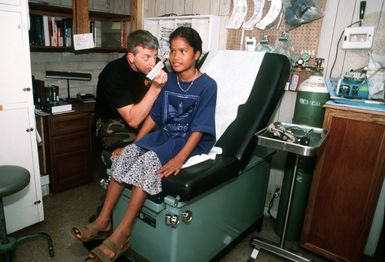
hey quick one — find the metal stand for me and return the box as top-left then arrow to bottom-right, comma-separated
251,122 -> 328,262
251,155 -> 311,262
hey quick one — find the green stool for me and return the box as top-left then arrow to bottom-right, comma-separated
0,165 -> 54,261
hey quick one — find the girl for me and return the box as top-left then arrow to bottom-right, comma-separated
75,27 -> 217,262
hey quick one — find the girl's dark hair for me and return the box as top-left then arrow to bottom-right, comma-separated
126,30 -> 159,54
169,27 -> 202,55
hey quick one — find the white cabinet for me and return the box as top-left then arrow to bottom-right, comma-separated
0,0 -> 44,233
0,6 -> 30,104
0,0 -> 21,6
144,15 -> 221,58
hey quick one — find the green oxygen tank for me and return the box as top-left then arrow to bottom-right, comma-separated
275,58 -> 330,241
292,58 -> 330,127
292,72 -> 330,127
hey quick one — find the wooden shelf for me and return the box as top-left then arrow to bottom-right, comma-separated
28,1 -> 130,53
30,45 -> 72,52
29,2 -> 130,21
89,11 -> 130,21
29,2 -> 72,17
30,45 -> 127,53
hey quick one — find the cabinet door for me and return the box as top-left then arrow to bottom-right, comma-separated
0,4 -> 32,104
0,104 -> 44,233
0,0 -> 21,6
46,112 -> 94,193
301,106 -> 385,262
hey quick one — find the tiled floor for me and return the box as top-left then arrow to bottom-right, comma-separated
6,156 -> 380,262
9,186 -> 326,262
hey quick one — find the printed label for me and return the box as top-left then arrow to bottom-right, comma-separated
299,98 -> 321,107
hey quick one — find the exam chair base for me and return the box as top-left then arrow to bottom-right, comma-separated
112,150 -> 273,262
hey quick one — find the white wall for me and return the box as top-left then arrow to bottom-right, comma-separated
317,0 -> 385,79
31,52 -> 120,97
143,0 -> 231,16
142,0 -> 230,50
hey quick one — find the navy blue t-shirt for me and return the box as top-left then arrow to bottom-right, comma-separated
135,72 -> 217,165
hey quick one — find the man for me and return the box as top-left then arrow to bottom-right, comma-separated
95,30 -> 167,148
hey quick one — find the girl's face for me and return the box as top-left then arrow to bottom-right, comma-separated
169,37 -> 200,73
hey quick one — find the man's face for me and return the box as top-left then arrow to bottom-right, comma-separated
127,46 -> 158,75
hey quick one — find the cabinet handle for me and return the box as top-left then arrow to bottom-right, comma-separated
26,128 -> 34,132
34,200 -> 41,205
23,87 -> 31,92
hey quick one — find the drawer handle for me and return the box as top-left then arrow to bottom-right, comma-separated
26,128 -> 34,132
23,87 -> 31,92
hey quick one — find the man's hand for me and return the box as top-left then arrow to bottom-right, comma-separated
151,69 -> 167,89
159,155 -> 185,178
117,69 -> 167,129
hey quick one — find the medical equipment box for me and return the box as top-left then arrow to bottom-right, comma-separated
336,72 -> 369,99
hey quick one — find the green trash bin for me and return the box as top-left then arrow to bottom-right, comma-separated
275,71 -> 329,241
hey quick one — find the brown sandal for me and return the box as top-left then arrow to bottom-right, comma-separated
72,223 -> 111,242
85,237 -> 130,262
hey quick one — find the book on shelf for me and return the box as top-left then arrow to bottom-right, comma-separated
30,14 -> 129,49
32,77 -> 72,114
121,21 -> 129,48
42,16 -> 50,46
29,14 -> 72,47
32,78 -> 46,109
63,19 -> 72,47
29,14 -> 44,46
90,21 -> 102,48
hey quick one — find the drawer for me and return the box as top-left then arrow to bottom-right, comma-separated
50,149 -> 92,193
49,112 -> 92,136
51,132 -> 91,155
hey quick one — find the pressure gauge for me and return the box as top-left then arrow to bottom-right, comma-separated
301,52 -> 310,62
291,53 -> 300,63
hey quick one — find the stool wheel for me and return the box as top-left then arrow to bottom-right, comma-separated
0,237 -> 17,253
49,246 -> 55,257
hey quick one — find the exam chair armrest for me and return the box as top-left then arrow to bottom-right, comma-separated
162,155 -> 241,202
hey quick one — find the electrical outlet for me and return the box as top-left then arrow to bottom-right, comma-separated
342,26 -> 374,49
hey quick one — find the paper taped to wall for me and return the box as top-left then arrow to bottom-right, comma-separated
73,33 -> 95,50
